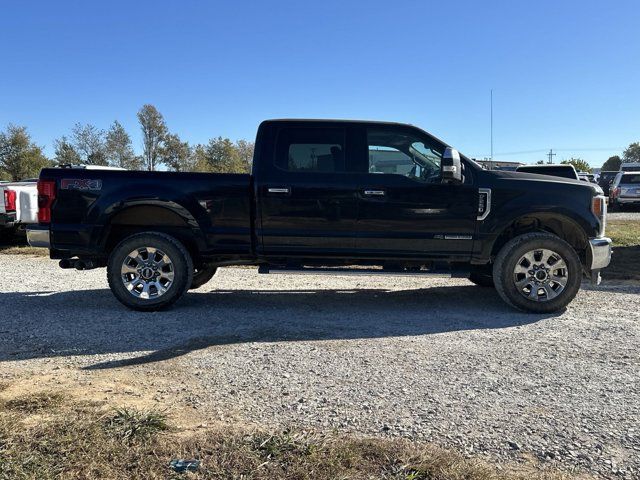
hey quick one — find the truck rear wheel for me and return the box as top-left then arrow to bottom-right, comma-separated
190,264 -> 217,289
493,232 -> 582,313
107,232 -> 193,311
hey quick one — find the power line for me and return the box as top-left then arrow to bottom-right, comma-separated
470,147 -> 625,157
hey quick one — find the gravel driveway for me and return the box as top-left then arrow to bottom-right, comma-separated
1,256 -> 639,479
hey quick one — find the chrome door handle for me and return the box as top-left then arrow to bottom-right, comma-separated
364,189 -> 385,196
267,187 -> 290,194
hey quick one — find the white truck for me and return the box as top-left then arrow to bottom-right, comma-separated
0,180 -> 38,237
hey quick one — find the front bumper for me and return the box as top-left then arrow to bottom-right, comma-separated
588,237 -> 612,270
26,226 -> 51,248
616,197 -> 640,204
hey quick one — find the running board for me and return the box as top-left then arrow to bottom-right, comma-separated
258,265 -> 469,278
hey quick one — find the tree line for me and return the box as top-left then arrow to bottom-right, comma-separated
0,104 -> 254,181
2,108 -> 640,180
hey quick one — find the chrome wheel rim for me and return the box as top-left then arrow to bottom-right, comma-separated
513,248 -> 568,302
120,247 -> 175,299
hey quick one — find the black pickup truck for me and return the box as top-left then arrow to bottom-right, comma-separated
27,119 -> 611,313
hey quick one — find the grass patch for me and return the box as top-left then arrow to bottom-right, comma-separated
0,392 -> 575,480
105,407 -> 168,444
3,392 -> 64,413
603,220 -> 640,280
607,219 -> 640,247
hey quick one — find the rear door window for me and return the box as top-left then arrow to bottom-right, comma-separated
275,127 -> 347,173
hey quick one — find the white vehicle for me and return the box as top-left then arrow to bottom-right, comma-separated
58,164 -> 127,171
0,180 -> 38,234
609,171 -> 640,210
621,162 -> 640,172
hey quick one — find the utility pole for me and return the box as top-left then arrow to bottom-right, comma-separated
490,89 -> 493,171
547,149 -> 556,164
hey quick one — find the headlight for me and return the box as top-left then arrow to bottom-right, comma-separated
591,195 -> 606,237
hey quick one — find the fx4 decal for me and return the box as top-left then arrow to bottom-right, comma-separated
61,179 -> 103,191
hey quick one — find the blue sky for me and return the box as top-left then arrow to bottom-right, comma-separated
1,0 -> 638,167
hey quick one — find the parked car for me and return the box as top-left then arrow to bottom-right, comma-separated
5,180 -> 38,233
515,164 -> 580,180
609,171 -> 640,210
598,171 -> 619,196
578,172 -> 597,184
28,119 -> 611,313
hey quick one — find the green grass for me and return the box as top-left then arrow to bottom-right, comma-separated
105,407 -> 169,444
607,219 -> 640,247
0,392 -> 574,480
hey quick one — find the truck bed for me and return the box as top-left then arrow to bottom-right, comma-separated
40,168 -> 253,257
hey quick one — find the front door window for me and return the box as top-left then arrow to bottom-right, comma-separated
368,129 -> 443,183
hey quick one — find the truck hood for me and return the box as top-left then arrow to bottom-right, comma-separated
483,170 -> 603,196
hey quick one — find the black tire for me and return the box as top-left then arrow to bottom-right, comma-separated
190,264 -> 217,289
493,232 -> 582,313
468,270 -> 495,288
107,232 -> 193,311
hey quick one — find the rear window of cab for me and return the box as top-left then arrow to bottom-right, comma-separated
621,175 -> 640,184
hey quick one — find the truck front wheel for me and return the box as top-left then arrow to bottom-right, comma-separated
107,232 -> 193,311
493,232 -> 582,313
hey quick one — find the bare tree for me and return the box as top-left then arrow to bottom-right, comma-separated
137,104 -> 167,171
71,123 -> 107,165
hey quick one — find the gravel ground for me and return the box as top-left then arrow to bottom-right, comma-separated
1,256 -> 639,479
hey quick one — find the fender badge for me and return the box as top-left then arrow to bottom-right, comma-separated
61,179 -> 102,191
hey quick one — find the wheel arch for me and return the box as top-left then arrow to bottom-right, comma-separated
489,212 -> 589,263
102,203 -> 206,263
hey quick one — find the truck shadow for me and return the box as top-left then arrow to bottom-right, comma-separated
0,285 -> 557,369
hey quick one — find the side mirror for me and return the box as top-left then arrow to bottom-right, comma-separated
441,147 -> 463,183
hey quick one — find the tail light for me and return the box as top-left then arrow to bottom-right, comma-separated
3,189 -> 16,212
611,186 -> 620,199
591,195 -> 606,237
37,179 -> 56,224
